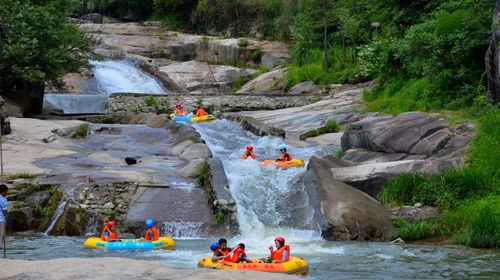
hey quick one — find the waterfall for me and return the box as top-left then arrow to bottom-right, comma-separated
160,221 -> 205,239
193,120 -> 322,243
44,199 -> 68,236
43,58 -> 167,114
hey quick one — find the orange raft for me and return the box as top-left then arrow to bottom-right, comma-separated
260,159 -> 305,168
197,256 -> 309,275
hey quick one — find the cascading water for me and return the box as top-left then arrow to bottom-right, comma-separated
44,58 -> 167,114
160,222 -> 205,239
193,120 -> 322,246
44,198 -> 68,236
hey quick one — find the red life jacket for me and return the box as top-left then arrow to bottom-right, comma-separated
144,226 -> 159,241
229,247 -> 247,263
243,151 -> 256,160
280,152 -> 292,161
271,245 -> 290,262
100,226 -> 117,241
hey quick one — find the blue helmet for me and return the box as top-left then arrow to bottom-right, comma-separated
210,241 -> 219,251
145,219 -> 154,228
279,145 -> 286,151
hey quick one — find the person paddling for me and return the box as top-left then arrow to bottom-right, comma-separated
142,219 -> 159,241
269,237 -> 290,263
100,221 -> 120,242
174,103 -> 184,116
230,243 -> 251,263
242,145 -> 256,160
276,146 -> 292,162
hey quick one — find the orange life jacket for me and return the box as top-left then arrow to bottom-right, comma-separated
196,108 -> 208,117
144,226 -> 159,241
243,151 -> 256,160
214,248 -> 231,260
229,247 -> 247,263
176,108 -> 184,116
280,152 -> 292,161
271,245 -> 290,262
100,226 -> 117,241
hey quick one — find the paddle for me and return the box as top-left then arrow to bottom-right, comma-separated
213,246 -> 238,269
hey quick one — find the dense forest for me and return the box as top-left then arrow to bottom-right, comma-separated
0,0 -> 498,248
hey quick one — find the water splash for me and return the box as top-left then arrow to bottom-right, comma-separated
44,199 -> 68,236
193,120 -> 321,242
160,221 -> 205,239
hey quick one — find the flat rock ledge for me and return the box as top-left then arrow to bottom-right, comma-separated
0,257 -> 299,280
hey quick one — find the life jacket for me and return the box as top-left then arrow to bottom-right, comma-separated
214,247 -> 231,260
144,226 -> 159,241
196,108 -> 208,117
229,247 -> 247,263
175,108 -> 184,116
243,151 -> 256,160
280,152 -> 292,161
100,226 -> 117,241
271,245 -> 290,262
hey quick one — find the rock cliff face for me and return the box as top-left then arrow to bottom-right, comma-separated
338,112 -> 474,197
304,156 -> 393,241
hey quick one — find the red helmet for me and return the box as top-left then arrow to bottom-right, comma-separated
106,221 -> 116,227
176,103 -> 182,108
196,104 -> 201,108
274,237 -> 285,244
246,145 -> 253,151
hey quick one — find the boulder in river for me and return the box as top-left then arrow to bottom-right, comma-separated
304,155 -> 394,241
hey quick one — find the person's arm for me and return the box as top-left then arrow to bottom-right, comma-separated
103,231 -> 110,241
212,251 -> 224,261
281,250 -> 288,262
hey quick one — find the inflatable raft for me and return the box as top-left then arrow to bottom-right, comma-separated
197,256 -> 308,275
170,114 -> 216,123
83,236 -> 175,250
261,159 -> 305,168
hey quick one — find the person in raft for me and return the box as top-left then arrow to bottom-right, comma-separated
174,103 -> 185,116
276,145 -> 292,162
230,243 -> 251,263
141,218 -> 159,241
242,145 -> 256,160
101,221 -> 120,242
268,236 -> 290,263
195,104 -> 208,117
212,238 -> 231,262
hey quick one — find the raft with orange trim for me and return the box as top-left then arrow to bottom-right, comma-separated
197,256 -> 308,275
261,159 -> 305,168
83,236 -> 175,250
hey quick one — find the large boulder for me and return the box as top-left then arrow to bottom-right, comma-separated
304,155 -> 394,241
158,60 -> 256,92
236,68 -> 287,94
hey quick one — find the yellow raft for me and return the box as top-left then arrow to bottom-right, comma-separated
197,256 -> 309,275
83,236 -> 175,250
261,159 -> 305,168
169,114 -> 217,123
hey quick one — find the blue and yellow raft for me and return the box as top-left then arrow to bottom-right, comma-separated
169,114 -> 216,123
83,237 -> 175,250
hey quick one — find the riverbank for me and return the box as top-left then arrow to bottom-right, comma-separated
0,257 -> 299,280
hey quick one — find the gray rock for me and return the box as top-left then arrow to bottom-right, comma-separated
304,156 -> 393,241
178,143 -> 212,161
237,68 -> 287,94
261,52 -> 290,69
287,81 -> 320,95
104,202 -> 115,209
176,159 -> 206,178
25,191 -> 50,206
170,140 -> 195,156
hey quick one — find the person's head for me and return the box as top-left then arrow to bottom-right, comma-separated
106,221 -> 116,230
238,243 -> 245,250
196,104 -> 201,109
145,219 -> 154,228
210,241 -> 219,251
279,145 -> 287,153
274,237 -> 285,248
246,145 -> 253,151
0,184 -> 8,196
176,103 -> 182,108
218,238 -> 228,248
